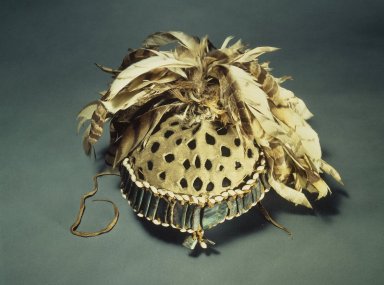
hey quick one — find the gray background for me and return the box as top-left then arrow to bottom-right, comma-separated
1,0 -> 383,284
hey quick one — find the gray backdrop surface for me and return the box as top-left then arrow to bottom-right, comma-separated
1,0 -> 383,284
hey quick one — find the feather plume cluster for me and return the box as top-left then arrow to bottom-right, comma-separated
78,31 -> 342,208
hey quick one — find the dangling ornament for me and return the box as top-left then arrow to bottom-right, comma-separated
71,31 -> 342,249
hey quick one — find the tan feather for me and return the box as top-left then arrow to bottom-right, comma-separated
80,103 -> 109,155
119,49 -> 157,70
234,46 -> 279,63
274,87 -> 313,119
321,159 -> 343,184
143,31 -> 200,52
82,125 -> 92,155
213,67 -> 251,137
113,104 -> 178,167
271,105 -> 321,167
220,36 -> 234,49
95,63 -> 121,75
265,155 -> 313,208
270,178 -> 312,208
77,101 -> 98,134
212,64 -> 275,136
107,55 -> 193,100
310,178 -> 330,199
102,83 -> 174,114
228,39 -> 246,52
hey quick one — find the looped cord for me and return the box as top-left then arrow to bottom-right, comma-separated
70,170 -> 120,237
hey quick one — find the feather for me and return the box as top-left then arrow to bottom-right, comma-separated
113,104 -> 178,167
249,105 -> 324,198
321,159 -> 343,184
246,63 -> 314,122
260,61 -> 271,71
95,63 -> 121,75
102,83 -> 174,114
275,75 -> 293,84
82,125 -> 92,155
220,36 -> 234,49
99,90 -> 107,97
271,106 -> 321,168
210,64 -> 275,137
222,65 -> 273,120
291,96 -> 313,120
115,67 -> 177,94
234,46 -> 279,63
240,58 -> 321,169
229,39 -> 246,52
107,55 -> 193,99
119,48 -> 156,70
213,67 -> 246,135
143,31 -> 200,51
274,87 -> 313,119
77,101 -> 98,134
88,103 -> 108,145
218,40 -> 245,59
166,67 -> 188,79
80,103 -> 109,155
268,174 -> 312,208
310,178 -> 330,199
248,107 -> 287,140
269,143 -> 292,182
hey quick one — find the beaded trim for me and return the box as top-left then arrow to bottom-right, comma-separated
119,158 -> 268,233
121,151 -> 268,207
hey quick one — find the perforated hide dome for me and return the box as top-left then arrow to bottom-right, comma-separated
130,116 -> 260,196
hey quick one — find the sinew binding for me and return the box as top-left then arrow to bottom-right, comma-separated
71,31 -> 342,249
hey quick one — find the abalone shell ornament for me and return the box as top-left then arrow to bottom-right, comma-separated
71,31 -> 342,250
